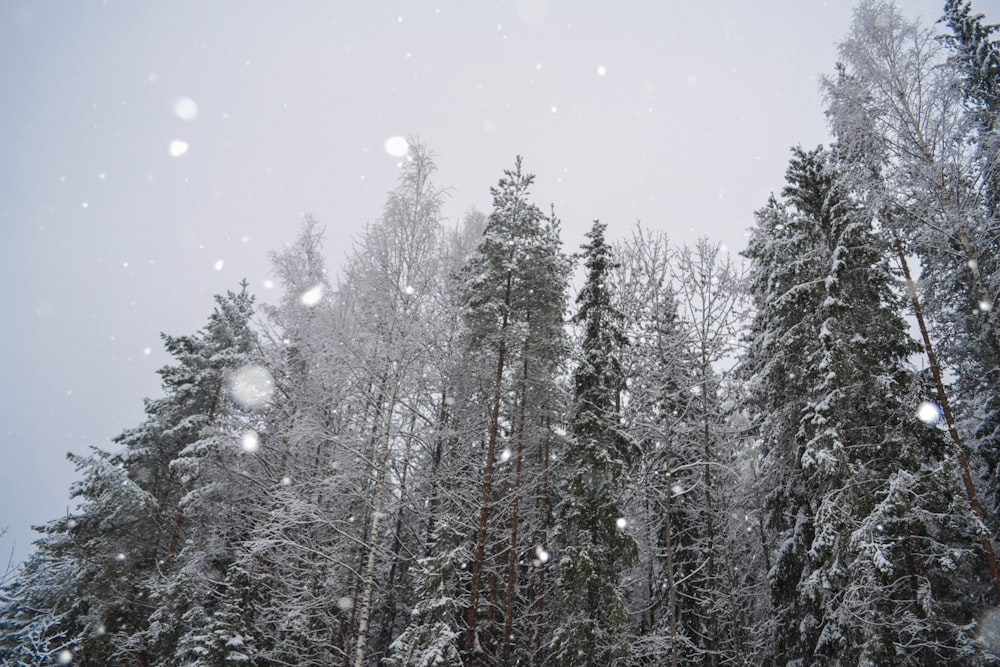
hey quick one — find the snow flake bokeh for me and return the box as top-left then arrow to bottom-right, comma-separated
173,97 -> 199,120
228,365 -> 275,409
384,136 -> 409,157
168,140 -> 189,157
301,284 -> 324,307
916,401 -> 942,425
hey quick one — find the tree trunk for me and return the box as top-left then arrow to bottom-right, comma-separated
464,275 -> 513,662
503,357 -> 530,665
889,220 -> 1000,603
353,301 -> 411,667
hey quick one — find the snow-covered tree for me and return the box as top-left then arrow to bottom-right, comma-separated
551,220 -> 636,667
1,285 -> 263,666
458,157 -> 571,663
939,0 -> 1000,529
743,145 -> 991,664
384,516 -> 469,667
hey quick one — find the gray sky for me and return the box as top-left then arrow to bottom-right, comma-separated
0,0 -> 953,568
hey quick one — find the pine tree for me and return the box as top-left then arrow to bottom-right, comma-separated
551,220 -> 637,667
459,157 -> 571,663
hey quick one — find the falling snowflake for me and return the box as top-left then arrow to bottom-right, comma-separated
616,517 -> 627,530
174,97 -> 198,120
229,365 -> 274,408
169,140 -> 189,157
597,65 -> 607,76
533,546 -> 550,565
301,284 -> 324,306
57,650 -> 73,665
916,401 -> 942,425
214,259 -> 224,271
241,431 -> 260,453
384,136 -> 409,157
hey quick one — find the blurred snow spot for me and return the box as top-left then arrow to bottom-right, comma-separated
978,607 -> 1000,657
169,140 -> 189,157
338,597 -> 354,611
280,476 -> 291,486
484,119 -> 497,133
301,284 -> 324,306
229,365 -> 274,408
384,136 -> 409,157
597,65 -> 607,76
500,448 -> 512,462
550,105 -> 558,114
122,261 -> 129,268
969,259 -> 979,271
980,299 -> 993,312
66,519 -> 77,529
174,97 -> 198,120
671,483 -> 684,497
98,172 -> 106,180
57,649 -> 73,665
81,201 -> 89,209
116,553 -> 126,562
533,546 -> 550,566
262,279 -> 274,289
535,63 -> 542,71
517,0 -> 548,26
616,517 -> 627,530
143,347 -> 152,356
241,431 -> 260,453
147,71 -> 159,83
687,74 -> 698,85
214,259 -> 224,271
916,401 -> 941,425
404,285 -> 414,296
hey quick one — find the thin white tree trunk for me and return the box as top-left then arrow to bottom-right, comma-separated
354,299 -> 410,667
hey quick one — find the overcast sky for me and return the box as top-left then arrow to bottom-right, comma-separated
0,0 -> 958,568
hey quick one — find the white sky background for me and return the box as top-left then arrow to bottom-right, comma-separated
0,0 -> 955,567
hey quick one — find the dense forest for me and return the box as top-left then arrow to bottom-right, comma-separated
3,1 -> 1000,664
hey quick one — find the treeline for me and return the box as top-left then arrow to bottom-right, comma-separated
3,1 -> 1000,665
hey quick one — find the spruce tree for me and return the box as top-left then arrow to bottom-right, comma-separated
552,220 -> 637,667
384,516 -> 469,667
743,146 -> 991,664
0,285 -> 263,666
